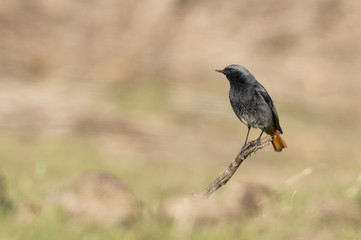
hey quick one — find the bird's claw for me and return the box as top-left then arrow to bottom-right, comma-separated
240,144 -> 246,153
254,138 -> 261,152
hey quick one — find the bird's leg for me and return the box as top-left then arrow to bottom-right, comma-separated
256,129 -> 265,145
252,128 -> 265,152
241,126 -> 251,152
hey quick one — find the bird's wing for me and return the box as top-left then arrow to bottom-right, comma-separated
255,85 -> 283,133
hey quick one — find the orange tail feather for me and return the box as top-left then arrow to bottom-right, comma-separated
272,131 -> 287,152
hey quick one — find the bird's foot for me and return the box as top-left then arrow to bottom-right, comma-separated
254,138 -> 262,152
240,144 -> 246,153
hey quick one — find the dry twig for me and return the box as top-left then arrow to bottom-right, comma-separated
200,135 -> 272,198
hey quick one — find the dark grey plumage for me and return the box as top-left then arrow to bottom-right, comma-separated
216,64 -> 287,152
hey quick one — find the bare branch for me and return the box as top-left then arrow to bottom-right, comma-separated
200,135 -> 272,198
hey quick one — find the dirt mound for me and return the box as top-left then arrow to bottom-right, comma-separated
163,181 -> 272,223
53,171 -> 138,225
310,197 -> 361,226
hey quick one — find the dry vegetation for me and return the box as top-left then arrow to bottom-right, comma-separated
1,0 -> 361,239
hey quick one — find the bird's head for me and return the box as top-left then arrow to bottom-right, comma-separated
216,64 -> 254,83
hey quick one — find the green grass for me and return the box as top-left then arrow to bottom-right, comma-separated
0,132 -> 360,240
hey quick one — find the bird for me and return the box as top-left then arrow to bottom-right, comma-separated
216,64 -> 287,152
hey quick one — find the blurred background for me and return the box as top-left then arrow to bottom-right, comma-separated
1,0 -> 361,239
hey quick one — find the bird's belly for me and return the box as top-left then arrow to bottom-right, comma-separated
233,107 -> 255,126
238,115 -> 248,126
233,104 -> 272,129
238,113 -> 263,128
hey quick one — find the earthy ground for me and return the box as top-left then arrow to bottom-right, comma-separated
0,0 -> 361,239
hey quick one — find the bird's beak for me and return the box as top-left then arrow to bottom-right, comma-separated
215,69 -> 225,74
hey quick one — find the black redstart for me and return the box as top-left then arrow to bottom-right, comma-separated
216,64 -> 287,152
